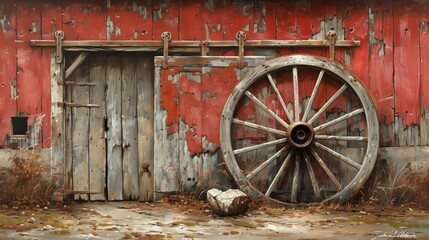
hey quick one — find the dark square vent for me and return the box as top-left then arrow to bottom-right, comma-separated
11,117 -> 28,136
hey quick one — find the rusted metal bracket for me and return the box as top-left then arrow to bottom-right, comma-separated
236,31 -> 247,69
327,29 -> 337,60
161,32 -> 172,69
54,30 -> 65,63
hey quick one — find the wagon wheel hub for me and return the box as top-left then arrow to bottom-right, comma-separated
287,122 -> 314,149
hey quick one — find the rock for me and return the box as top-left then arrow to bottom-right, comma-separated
27,217 -> 36,223
206,188 -> 250,216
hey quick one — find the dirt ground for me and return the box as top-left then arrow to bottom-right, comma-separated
0,196 -> 428,240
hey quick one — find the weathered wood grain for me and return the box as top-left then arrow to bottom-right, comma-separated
137,55 -> 154,202
393,0 -> 421,145
72,59 -> 89,200
121,55 -> 139,200
64,54 -> 75,192
50,52 -> 65,187
368,0 -> 395,147
106,0 -> 152,41
106,56 -> 123,200
0,2 -> 17,145
89,55 -> 106,200
16,2 -> 42,119
420,2 -> 429,146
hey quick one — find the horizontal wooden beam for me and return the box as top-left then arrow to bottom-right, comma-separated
30,39 -> 360,51
58,81 -> 97,86
58,102 -> 100,108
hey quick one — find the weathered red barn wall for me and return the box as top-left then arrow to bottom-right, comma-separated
0,0 -> 428,148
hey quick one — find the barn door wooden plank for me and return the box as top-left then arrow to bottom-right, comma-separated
89,55 -> 106,200
122,56 -> 139,199
64,54 -> 76,192
106,56 -> 123,200
137,55 -> 154,202
72,60 -> 90,200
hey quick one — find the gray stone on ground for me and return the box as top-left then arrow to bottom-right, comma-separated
207,188 -> 250,216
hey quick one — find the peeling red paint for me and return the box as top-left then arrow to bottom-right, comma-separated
369,1 -> 394,125
2,0 -> 429,149
421,3 -> 429,110
63,1 -> 106,40
107,0 -> 152,40
179,72 -> 202,155
0,2 -> 17,145
160,69 -> 179,135
152,0 -> 178,40
393,0 -> 421,127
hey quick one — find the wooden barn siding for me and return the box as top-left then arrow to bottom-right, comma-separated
0,0 -> 428,148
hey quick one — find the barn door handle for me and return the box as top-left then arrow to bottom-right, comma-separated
161,32 -> 172,69
142,161 -> 151,177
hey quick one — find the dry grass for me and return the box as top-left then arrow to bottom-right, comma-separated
0,149 -> 59,207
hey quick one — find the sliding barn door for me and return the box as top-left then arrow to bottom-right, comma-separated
64,53 -> 153,201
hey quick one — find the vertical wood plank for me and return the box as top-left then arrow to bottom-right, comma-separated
64,53 -> 76,191
50,52 -> 65,187
89,55 -> 106,200
369,0 -> 394,147
137,55 -> 154,202
106,55 -> 123,200
122,55 -> 139,199
221,1 -> 253,39
275,1 -> 297,40
152,0 -> 179,40
72,60 -> 89,200
62,0 -> 106,40
178,72 -> 202,190
106,0 -> 152,40
41,3 -> 62,147
154,62 -> 180,194
420,1 -> 429,146
0,2 -> 17,144
40,2 -> 61,146
393,0 -> 421,146
16,1 -> 42,130
178,0 -> 223,40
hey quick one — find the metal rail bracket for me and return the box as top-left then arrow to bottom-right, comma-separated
327,28 -> 337,60
161,32 -> 172,69
236,31 -> 248,69
54,30 -> 65,63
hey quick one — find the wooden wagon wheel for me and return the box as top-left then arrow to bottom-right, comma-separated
220,55 -> 379,205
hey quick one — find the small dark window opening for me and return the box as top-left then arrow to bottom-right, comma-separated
11,117 -> 28,136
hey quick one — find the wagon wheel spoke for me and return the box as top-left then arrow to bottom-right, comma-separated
314,141 -> 361,169
267,73 -> 294,124
308,84 -> 347,125
245,90 -> 289,128
265,150 -> 294,196
246,146 -> 289,180
302,70 -> 325,122
315,135 -> 367,142
233,138 -> 287,155
233,118 -> 286,136
293,67 -> 300,121
313,108 -> 364,132
303,151 -> 321,201
309,147 -> 342,190
291,153 -> 301,203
